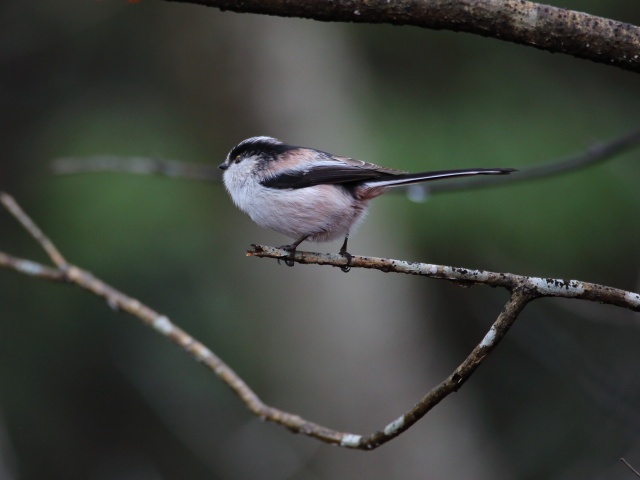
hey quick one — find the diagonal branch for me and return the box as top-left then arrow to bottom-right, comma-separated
621,458 -> 640,478
163,0 -> 640,73
355,288 -> 533,449
0,193 -> 68,269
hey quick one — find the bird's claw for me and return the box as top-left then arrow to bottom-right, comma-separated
339,250 -> 353,273
277,244 -> 296,267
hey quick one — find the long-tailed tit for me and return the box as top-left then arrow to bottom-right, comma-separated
219,136 -> 516,268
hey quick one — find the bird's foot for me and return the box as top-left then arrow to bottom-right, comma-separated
276,244 -> 297,267
339,249 -> 353,273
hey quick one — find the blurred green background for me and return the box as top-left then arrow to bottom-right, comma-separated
1,1 -> 639,479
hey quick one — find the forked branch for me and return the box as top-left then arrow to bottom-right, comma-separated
1,193 -> 638,451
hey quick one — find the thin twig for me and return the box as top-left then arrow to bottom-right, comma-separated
51,156 -> 219,181
0,193 -> 68,269
621,458 -> 640,478
0,252 -> 66,282
354,288 -> 533,448
247,245 -> 640,313
426,127 -> 640,194
49,128 -> 640,197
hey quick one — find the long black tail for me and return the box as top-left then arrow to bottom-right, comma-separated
364,168 -> 516,188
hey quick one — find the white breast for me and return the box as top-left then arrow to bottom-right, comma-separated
223,166 -> 369,242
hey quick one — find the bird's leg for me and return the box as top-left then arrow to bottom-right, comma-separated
277,235 -> 308,267
339,235 -> 353,273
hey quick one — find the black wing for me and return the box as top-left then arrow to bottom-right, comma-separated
262,164 -> 394,189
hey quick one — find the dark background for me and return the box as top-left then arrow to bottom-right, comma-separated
1,1 -> 639,479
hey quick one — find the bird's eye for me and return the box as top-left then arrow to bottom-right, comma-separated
234,155 -> 242,164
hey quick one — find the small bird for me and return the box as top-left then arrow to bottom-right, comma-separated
219,136 -> 515,268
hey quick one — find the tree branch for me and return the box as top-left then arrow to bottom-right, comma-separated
247,245 -> 640,312
355,288 -> 533,449
1,193 -> 638,451
621,458 -> 640,478
51,155 -> 219,182
426,126 -> 640,194
163,0 -> 640,73
0,252 -> 66,282
0,193 -> 68,269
